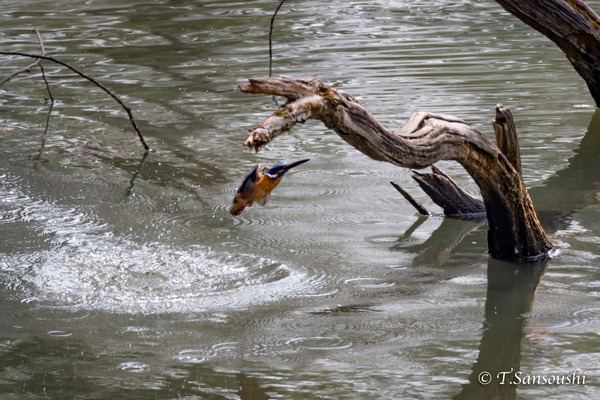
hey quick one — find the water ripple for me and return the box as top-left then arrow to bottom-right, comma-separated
0,172 -> 322,314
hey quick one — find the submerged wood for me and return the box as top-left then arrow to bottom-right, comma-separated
239,78 -> 554,260
411,166 -> 486,219
390,181 -> 430,216
495,0 -> 600,107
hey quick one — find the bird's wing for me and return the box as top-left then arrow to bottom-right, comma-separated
237,164 -> 259,198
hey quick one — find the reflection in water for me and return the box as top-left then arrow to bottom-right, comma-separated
237,372 -> 271,400
395,216 -> 487,265
530,109 -> 600,232
455,258 -> 548,400
397,211 -> 549,399
125,150 -> 148,197
1,0 -> 600,398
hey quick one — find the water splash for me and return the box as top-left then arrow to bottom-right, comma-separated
0,172 -> 313,314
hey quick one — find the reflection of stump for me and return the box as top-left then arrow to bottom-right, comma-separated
454,258 -> 549,400
239,78 -> 553,260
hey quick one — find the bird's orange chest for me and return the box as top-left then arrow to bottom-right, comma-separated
253,174 -> 282,201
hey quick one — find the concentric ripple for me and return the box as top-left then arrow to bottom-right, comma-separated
0,173 -> 316,314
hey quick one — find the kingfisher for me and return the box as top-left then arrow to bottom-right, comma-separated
230,159 -> 309,215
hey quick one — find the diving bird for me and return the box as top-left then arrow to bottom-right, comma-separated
230,159 -> 309,215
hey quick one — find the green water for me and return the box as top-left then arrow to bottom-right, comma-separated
1,0 -> 599,398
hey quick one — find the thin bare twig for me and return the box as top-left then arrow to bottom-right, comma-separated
38,62 -> 54,102
35,100 -> 55,161
32,29 -> 55,101
269,0 -> 288,77
0,29 -> 47,87
126,150 -> 149,197
390,181 -> 430,216
0,51 -> 149,151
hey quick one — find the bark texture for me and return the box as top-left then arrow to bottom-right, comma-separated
495,0 -> 600,106
411,166 -> 486,219
238,78 -> 554,260
493,104 -> 522,176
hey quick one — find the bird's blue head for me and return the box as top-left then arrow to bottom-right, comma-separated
264,158 -> 310,179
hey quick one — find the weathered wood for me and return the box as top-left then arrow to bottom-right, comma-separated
493,104 -> 522,176
399,104 -> 521,219
411,166 -> 486,219
390,181 -> 430,216
495,0 -> 600,107
239,78 -> 554,260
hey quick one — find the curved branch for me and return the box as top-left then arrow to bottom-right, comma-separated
239,78 -> 554,260
0,51 -> 149,151
495,0 -> 600,106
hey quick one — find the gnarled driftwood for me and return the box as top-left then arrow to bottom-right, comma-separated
239,78 -> 554,260
395,103 -> 521,220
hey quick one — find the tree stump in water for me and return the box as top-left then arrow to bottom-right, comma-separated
238,78 -> 554,260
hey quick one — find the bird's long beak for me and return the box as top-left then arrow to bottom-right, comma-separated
285,158 -> 310,169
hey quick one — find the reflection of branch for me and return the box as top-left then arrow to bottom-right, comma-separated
269,0 -> 288,77
0,51 -> 149,152
529,109 -> 600,231
126,151 -> 149,197
35,100 -> 55,160
237,372 -> 270,400
394,217 -> 486,266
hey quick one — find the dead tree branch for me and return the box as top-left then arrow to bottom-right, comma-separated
38,62 -> 54,102
0,51 -> 149,151
390,181 -> 430,216
411,166 -> 486,219
269,0 -> 288,77
0,29 -> 46,86
395,104 -> 520,219
239,78 -> 554,260
493,104 -> 521,175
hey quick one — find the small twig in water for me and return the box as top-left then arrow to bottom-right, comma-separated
35,100 -> 55,161
32,28 -> 54,102
390,181 -> 430,216
126,150 -> 149,197
0,51 -> 149,151
269,0 -> 288,77
0,28 -> 48,87
38,62 -> 54,102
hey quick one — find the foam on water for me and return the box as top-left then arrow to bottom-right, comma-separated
0,172 -> 312,314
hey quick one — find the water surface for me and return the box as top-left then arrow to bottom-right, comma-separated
1,0 -> 599,398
